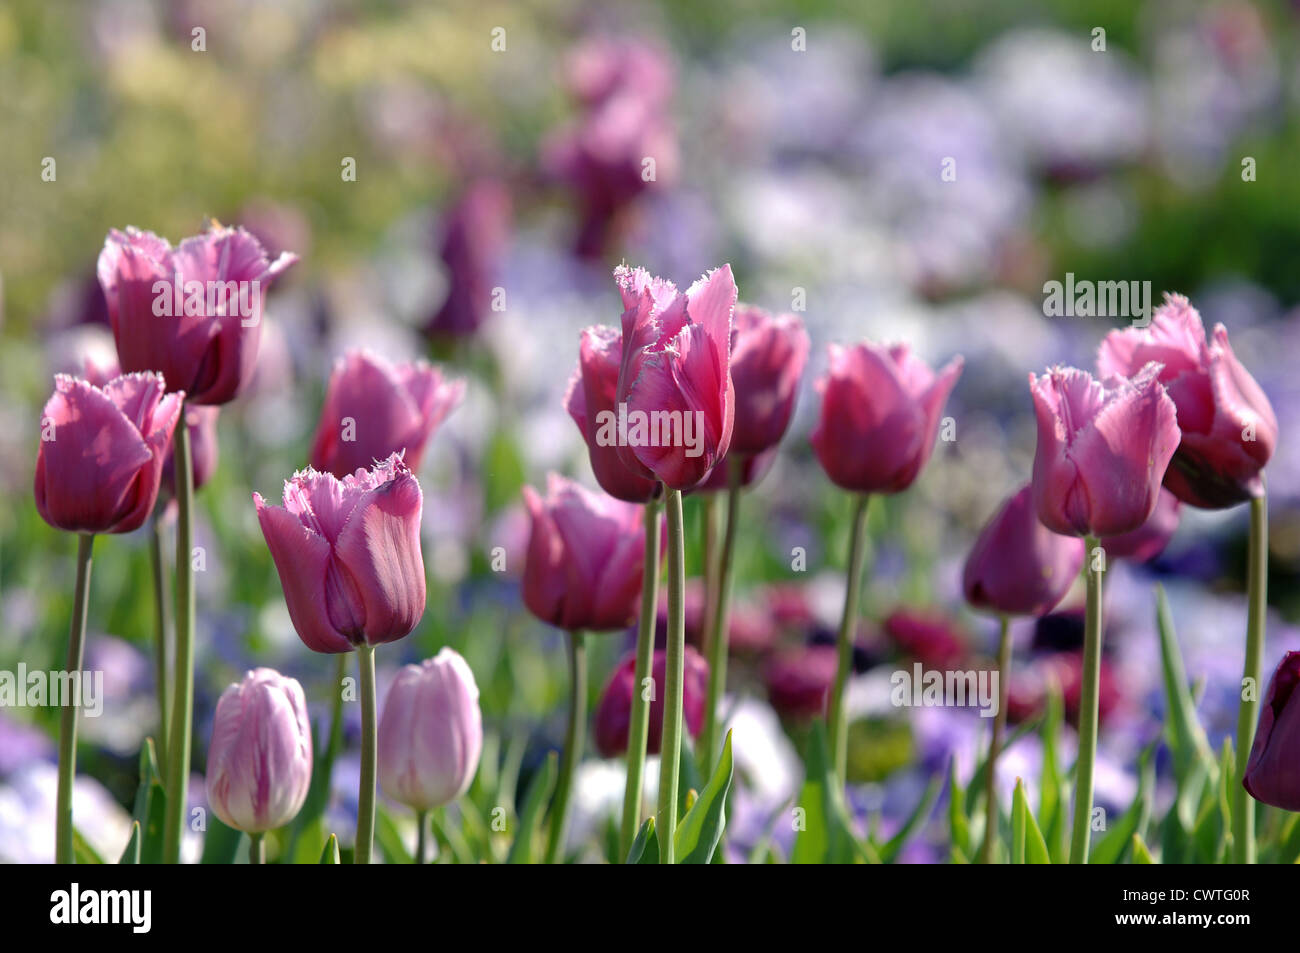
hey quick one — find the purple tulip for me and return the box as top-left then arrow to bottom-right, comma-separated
1243,651 -> 1300,810
1030,363 -> 1181,537
522,473 -> 649,631
1101,487 -> 1181,563
35,373 -> 183,535
309,350 -> 464,479
810,341 -> 963,494
613,264 -> 736,490
378,649 -> 483,811
1098,293 -> 1277,508
97,223 -> 297,405
728,305 -> 810,456
254,453 -> 426,654
963,484 -> 1086,617
593,646 -> 708,757
205,668 -> 312,833
425,180 -> 512,337
763,645 -> 838,719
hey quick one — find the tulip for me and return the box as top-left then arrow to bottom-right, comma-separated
728,305 -> 810,457
206,668 -> 312,853
1101,488 -> 1180,563
763,646 -> 839,720
309,350 -> 464,479
378,649 -> 483,861
1243,652 -> 1300,811
883,608 -> 971,669
593,646 -> 708,758
97,223 -> 297,406
1098,293 -> 1276,509
425,180 -> 512,338
160,405 -> 220,500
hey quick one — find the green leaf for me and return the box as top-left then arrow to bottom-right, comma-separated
1012,779 -> 1050,864
626,817 -> 659,864
72,827 -> 105,864
676,736 -> 704,822
118,821 -> 141,865
1155,585 -> 1217,784
1038,681 -> 1069,863
675,730 -> 734,864
199,817 -> 244,866
506,752 -> 557,864
1131,833 -> 1156,864
430,807 -> 475,864
130,737 -> 167,865
947,758 -> 970,858
879,772 -> 941,864
319,833 -> 340,864
375,805 -> 414,864
792,721 -> 871,863
1091,746 -> 1154,865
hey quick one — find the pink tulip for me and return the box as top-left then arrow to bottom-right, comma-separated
97,223 -> 297,405
565,325 -> 659,502
309,350 -> 464,479
425,180 -> 512,337
593,646 -> 708,758
963,484 -> 1086,617
763,645 -> 839,719
1098,293 -> 1277,508
728,305 -> 810,456
1101,487 -> 1180,563
205,667 -> 312,833
1243,651 -> 1300,810
254,453 -> 426,653
1030,363 -> 1181,537
35,373 -> 183,535
522,473 -> 649,631
160,405 -> 220,499
378,648 -> 483,811
810,341 -> 963,494
613,264 -> 736,490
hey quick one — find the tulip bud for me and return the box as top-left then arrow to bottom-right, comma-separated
35,373 -> 183,535
254,453 -> 426,653
205,668 -> 312,833
1099,293 -> 1277,509
378,649 -> 483,811
963,484 -> 1086,617
593,646 -> 708,757
763,645 -> 838,719
1243,651 -> 1300,810
522,474 -> 650,631
309,350 -> 464,479
425,180 -> 512,337
1030,363 -> 1181,537
728,305 -> 810,456
810,341 -> 963,494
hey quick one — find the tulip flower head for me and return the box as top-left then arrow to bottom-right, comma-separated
810,341 -> 963,494
97,223 -> 298,405
426,180 -> 512,338
593,646 -> 708,757
206,668 -> 312,834
612,264 -> 737,490
378,648 -> 483,812
727,305 -> 810,457
522,473 -> 649,631
310,350 -> 464,479
1029,363 -> 1181,537
35,372 -> 184,535
254,453 -> 426,653
1243,652 -> 1300,811
1098,293 -> 1277,508
1100,487 -> 1180,563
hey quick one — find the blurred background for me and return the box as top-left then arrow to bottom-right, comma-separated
2,0 -> 1299,863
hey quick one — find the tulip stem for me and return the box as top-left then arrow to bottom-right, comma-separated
619,498 -> 661,860
979,615 -> 1012,864
148,516 -> 169,777
415,810 -> 428,864
545,630 -> 587,864
356,643 -> 377,864
699,458 -> 742,776
163,411 -> 196,865
55,533 -> 94,865
657,486 -> 686,864
1069,536 -> 1104,864
1233,490 -> 1268,865
828,493 -> 870,783
248,832 -> 265,865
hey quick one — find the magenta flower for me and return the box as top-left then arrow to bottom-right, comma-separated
1101,487 -> 1180,563
728,305 -> 810,457
963,484 -> 1086,617
613,264 -> 736,490
35,373 -> 183,535
1030,364 -> 1181,537
378,648 -> 483,811
566,325 -> 658,502
1243,651 -> 1300,811
522,473 -> 649,631
160,405 -> 220,499
1098,293 -> 1277,508
309,350 -> 464,479
593,646 -> 707,758
425,180 -> 512,337
205,668 -> 312,834
763,646 -> 838,720
97,223 -> 297,405
254,454 -> 426,654
810,341 -> 963,494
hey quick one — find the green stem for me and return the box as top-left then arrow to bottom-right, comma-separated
1070,536 -> 1104,864
55,533 -> 94,865
415,809 -> 428,864
148,517 -> 169,777
619,497 -> 661,860
979,615 -> 1012,864
248,832 -> 265,864
657,486 -> 686,864
828,494 -> 870,782
545,630 -> 587,864
355,643 -> 377,864
1234,490 -> 1268,864
698,458 -> 742,776
163,411 -> 195,864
